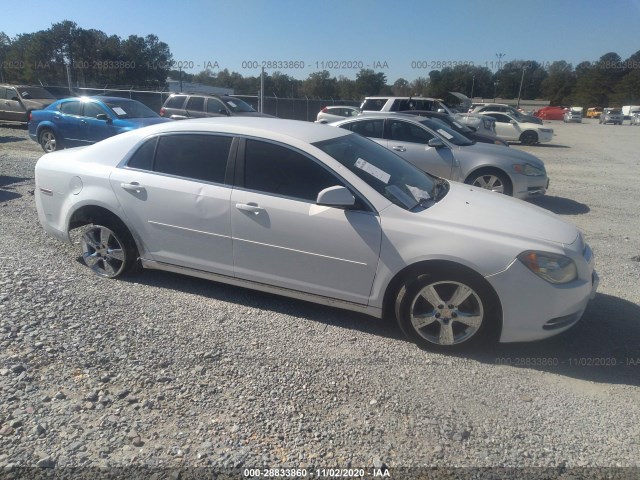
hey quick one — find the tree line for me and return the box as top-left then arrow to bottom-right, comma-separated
1,22 -> 639,107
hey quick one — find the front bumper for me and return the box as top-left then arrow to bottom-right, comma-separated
486,256 -> 598,343
512,174 -> 548,200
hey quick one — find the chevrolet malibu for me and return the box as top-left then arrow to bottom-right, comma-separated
34,118 -> 598,351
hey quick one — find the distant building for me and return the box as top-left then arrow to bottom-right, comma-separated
166,77 -> 233,95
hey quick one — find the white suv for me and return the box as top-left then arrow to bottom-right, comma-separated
361,96 -> 496,135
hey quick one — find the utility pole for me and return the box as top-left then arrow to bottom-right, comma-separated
470,74 -> 475,100
516,65 -> 528,109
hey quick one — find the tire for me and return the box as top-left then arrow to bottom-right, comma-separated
519,131 -> 538,146
394,267 -> 501,351
80,221 -> 138,278
39,128 -> 59,153
465,168 -> 513,196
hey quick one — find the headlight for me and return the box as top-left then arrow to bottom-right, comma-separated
539,128 -> 553,133
518,251 -> 577,284
513,163 -> 545,176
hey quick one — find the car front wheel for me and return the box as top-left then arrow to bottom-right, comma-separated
465,169 -> 512,196
39,128 -> 59,153
519,131 -> 538,145
395,267 -> 500,351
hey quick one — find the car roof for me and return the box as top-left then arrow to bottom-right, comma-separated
134,117 -> 352,144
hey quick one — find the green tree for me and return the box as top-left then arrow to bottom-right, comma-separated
354,69 -> 387,96
541,61 -> 575,105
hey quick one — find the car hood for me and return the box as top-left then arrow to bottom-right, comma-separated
419,182 -> 579,246
454,141 -> 546,169
425,182 -> 577,245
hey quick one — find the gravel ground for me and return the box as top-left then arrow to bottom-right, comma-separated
0,119 -> 639,479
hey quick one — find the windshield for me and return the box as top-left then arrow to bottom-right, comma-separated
222,97 -> 256,113
418,119 -> 474,147
431,116 -> 473,134
105,100 -> 159,118
19,87 -> 56,100
312,133 -> 441,210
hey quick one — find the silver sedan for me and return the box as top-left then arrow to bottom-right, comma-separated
330,114 -> 548,199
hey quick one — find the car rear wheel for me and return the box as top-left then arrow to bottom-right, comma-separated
395,267 -> 500,351
519,131 -> 538,145
465,169 -> 512,196
39,129 -> 59,153
80,222 -> 138,278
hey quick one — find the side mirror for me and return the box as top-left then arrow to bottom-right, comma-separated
10,96 -> 19,101
437,108 -> 446,113
96,113 -> 110,122
316,186 -> 355,208
510,120 -> 517,124
428,137 -> 445,148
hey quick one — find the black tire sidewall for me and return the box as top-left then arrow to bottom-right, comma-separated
395,269 -> 501,351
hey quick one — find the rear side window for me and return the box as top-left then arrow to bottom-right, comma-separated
244,139 -> 340,202
127,138 -> 157,171
186,96 -> 205,111
154,134 -> 232,183
59,101 -> 81,115
164,95 -> 187,109
341,119 -> 384,139
125,135 -> 231,183
361,98 -> 387,111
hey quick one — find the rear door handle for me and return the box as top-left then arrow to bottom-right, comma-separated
121,182 -> 145,193
392,145 -> 406,152
235,203 -> 264,215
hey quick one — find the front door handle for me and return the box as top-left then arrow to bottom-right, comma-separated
392,145 -> 406,152
235,203 -> 264,215
121,182 -> 145,193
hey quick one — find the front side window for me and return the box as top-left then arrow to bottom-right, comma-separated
6,88 -> 18,100
244,139 -> 341,202
206,98 -> 227,114
59,101 -> 81,116
389,120 -> 434,144
83,102 -> 107,118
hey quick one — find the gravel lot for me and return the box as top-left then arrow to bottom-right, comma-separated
1,119 -> 639,478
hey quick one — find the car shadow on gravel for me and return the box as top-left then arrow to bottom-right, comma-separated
529,195 -> 590,215
459,293 -> 640,387
0,136 -> 26,144
0,123 -> 28,130
0,176 -> 30,202
120,269 -> 405,340
119,271 -> 639,386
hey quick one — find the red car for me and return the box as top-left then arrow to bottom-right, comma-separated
534,106 -> 569,120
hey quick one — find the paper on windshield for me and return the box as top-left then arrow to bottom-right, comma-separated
436,129 -> 453,140
112,107 -> 127,116
355,158 -> 390,184
227,101 -> 237,108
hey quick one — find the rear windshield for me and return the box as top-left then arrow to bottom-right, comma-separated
105,100 -> 159,118
19,87 -> 56,100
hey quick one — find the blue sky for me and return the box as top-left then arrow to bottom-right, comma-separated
5,0 -> 640,82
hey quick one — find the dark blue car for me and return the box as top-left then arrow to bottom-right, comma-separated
28,96 -> 171,153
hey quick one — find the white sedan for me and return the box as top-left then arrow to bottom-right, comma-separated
479,111 -> 554,145
315,105 -> 361,123
34,118 -> 598,351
